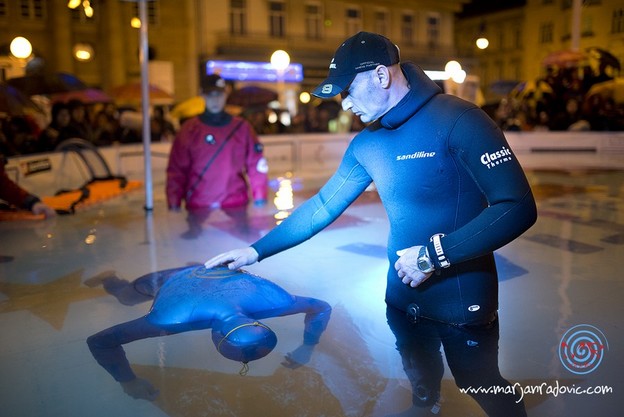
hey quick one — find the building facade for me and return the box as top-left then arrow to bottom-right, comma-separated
454,4 -> 525,103
455,0 -> 624,103
1,0 -> 469,104
523,0 -> 623,80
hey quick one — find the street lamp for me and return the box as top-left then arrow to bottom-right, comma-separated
445,60 -> 466,84
9,36 -> 32,59
476,21 -> 489,50
476,37 -> 489,50
270,49 -> 291,112
270,49 -> 290,72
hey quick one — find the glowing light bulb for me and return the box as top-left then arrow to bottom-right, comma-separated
476,37 -> 489,49
10,36 -> 32,59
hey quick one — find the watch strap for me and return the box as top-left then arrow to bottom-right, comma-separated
430,233 -> 451,268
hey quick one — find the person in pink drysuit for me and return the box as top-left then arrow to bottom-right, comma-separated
166,74 -> 268,239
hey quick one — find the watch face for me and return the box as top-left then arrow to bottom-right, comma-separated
416,246 -> 434,273
418,258 -> 433,273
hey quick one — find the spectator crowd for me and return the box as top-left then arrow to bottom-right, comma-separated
2,65 -> 622,158
493,62 -> 623,132
0,99 -> 179,157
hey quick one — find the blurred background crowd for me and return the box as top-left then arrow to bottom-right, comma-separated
1,72 -> 375,158
489,52 -> 623,132
1,50 -> 621,158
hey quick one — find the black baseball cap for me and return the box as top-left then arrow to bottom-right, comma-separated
201,74 -> 227,94
312,32 -> 400,99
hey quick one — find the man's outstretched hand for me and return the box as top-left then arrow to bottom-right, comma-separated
204,247 -> 259,270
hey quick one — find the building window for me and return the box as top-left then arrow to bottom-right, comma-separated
562,0 -> 601,10
345,6 -> 362,35
401,13 -> 414,45
19,0 -> 45,20
230,0 -> 247,35
513,25 -> 522,48
494,60 -> 503,80
374,10 -> 389,36
305,3 -> 322,40
613,8 -> 624,34
581,14 -> 594,36
497,28 -> 505,50
480,63 -> 488,85
269,1 -> 286,38
133,0 -> 159,25
426,12 -> 441,48
539,22 -> 554,43
510,59 -> 521,80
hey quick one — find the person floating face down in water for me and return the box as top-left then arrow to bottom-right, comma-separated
86,265 -> 331,401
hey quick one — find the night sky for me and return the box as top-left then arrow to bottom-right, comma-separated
458,0 -> 527,18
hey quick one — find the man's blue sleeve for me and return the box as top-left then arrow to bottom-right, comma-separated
426,108 -> 537,267
252,145 -> 372,261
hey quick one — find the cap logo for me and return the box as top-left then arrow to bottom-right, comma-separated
321,84 -> 333,94
329,58 -> 336,70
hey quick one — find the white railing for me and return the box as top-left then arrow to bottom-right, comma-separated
5,131 -> 624,198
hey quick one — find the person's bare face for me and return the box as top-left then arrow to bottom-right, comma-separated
203,90 -> 227,114
340,71 -> 387,123
57,109 -> 71,126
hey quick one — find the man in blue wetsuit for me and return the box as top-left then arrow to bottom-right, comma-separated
206,31 -> 537,327
87,266 -> 331,400
205,31 -> 535,416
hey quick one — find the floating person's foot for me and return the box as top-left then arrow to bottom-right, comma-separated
84,270 -> 117,287
92,275 -> 153,306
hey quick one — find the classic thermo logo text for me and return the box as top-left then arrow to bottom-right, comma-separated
480,146 -> 513,169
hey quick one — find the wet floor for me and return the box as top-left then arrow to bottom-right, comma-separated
1,151 -> 622,417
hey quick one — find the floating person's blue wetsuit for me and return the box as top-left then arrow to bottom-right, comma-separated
245,63 -> 537,326
87,266 -> 331,395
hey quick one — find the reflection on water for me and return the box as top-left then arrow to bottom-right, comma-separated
179,175 -> 301,240
272,174 -> 299,223
385,306 -> 526,417
2,163 -> 622,416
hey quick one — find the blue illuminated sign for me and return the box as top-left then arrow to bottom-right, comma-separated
205,60 -> 304,83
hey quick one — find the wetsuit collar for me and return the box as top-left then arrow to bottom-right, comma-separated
379,62 -> 442,130
199,110 -> 233,126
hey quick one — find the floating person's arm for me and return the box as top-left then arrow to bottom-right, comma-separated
265,295 -> 332,368
86,317 -> 174,400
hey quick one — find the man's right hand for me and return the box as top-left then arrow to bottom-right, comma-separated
204,247 -> 259,270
